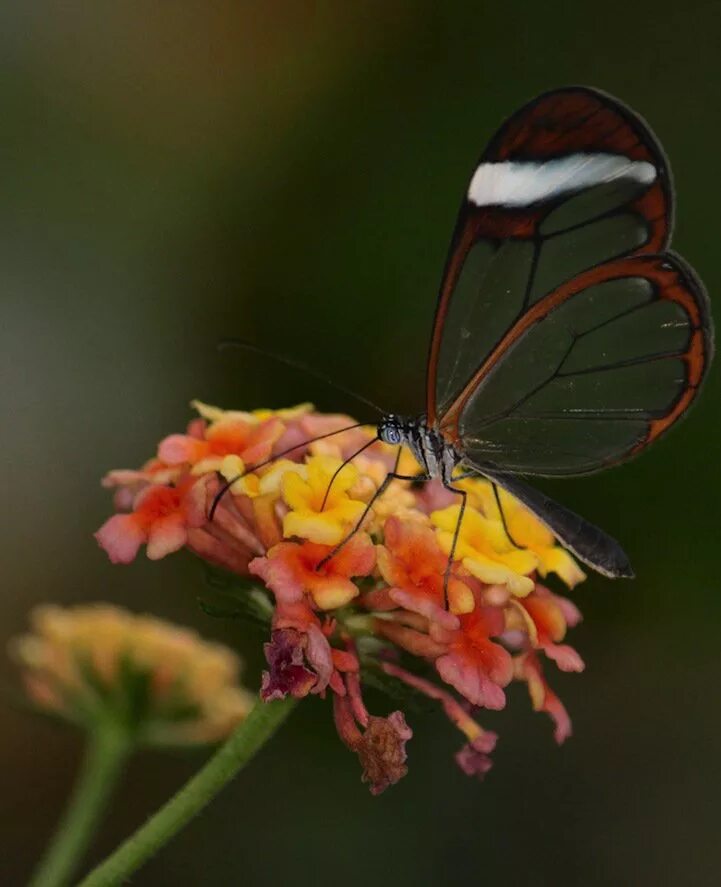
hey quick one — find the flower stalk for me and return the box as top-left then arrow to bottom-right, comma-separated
30,720 -> 132,887
77,697 -> 296,887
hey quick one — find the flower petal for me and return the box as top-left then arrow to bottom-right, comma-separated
158,434 -> 206,465
94,514 -> 145,564
455,733 -> 498,780
146,514 -> 188,560
261,628 -> 317,701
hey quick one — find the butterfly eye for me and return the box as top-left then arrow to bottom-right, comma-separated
381,424 -> 402,445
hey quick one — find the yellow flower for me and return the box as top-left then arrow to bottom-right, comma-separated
220,456 -> 307,499
369,441 -> 424,477
252,403 -> 314,422
457,479 -> 585,589
452,476 -> 495,511
191,399 -> 255,425
219,454 -> 250,493
11,604 -> 255,745
191,399 -> 313,426
369,480 -> 427,530
281,455 -> 366,545
432,505 -> 538,597
397,445 -> 424,476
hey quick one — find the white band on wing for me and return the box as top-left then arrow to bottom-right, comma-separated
467,153 -> 657,208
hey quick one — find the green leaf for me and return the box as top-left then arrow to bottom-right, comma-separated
201,562 -> 260,595
198,563 -> 273,629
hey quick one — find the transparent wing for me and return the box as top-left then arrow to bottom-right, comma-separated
427,87 -> 712,477
451,254 -> 711,476
427,86 -> 672,424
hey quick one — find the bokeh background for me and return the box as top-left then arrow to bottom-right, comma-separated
3,3 -> 720,885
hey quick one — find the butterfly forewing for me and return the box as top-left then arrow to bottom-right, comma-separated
427,86 -> 712,477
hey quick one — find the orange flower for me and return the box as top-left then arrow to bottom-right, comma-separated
515,651 -> 572,744
376,516 -> 473,627
515,586 -> 584,672
158,415 -> 284,475
94,477 -> 206,563
250,534 -> 376,611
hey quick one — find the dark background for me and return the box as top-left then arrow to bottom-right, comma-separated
2,3 -> 720,885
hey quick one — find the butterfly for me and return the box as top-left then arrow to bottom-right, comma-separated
314,86 -> 713,581
217,86 -> 713,583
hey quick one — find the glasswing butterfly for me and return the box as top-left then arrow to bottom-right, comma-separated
219,86 -> 714,583
326,86 -> 713,580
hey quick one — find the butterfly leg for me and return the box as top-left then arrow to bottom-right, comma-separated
316,447 -> 428,569
490,482 -> 525,550
440,483 -> 467,609
450,469 -> 526,549
479,465 -> 634,579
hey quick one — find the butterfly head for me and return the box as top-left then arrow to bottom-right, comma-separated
378,414 -> 411,447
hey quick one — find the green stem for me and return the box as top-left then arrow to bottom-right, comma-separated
77,697 -> 297,887
30,721 -> 131,887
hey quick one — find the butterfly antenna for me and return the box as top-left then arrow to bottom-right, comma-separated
320,435 -> 380,511
218,338 -> 385,416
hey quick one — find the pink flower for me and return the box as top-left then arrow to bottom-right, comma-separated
95,478 -> 206,563
381,661 -> 498,779
371,583 -> 514,711
433,600 -> 514,710
515,651 -> 572,744
456,734 -> 497,780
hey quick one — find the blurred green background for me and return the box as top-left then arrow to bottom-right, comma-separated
2,2 -> 720,884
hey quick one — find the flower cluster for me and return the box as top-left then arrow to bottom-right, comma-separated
95,401 -> 587,792
11,603 -> 255,745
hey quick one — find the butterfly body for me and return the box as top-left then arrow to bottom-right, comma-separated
378,413 -> 460,483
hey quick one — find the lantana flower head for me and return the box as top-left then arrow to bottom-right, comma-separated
95,400 -> 589,792
11,603 -> 254,745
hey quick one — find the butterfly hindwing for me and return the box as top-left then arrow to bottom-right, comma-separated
452,253 -> 710,475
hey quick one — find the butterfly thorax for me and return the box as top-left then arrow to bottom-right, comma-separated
377,414 -> 460,482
